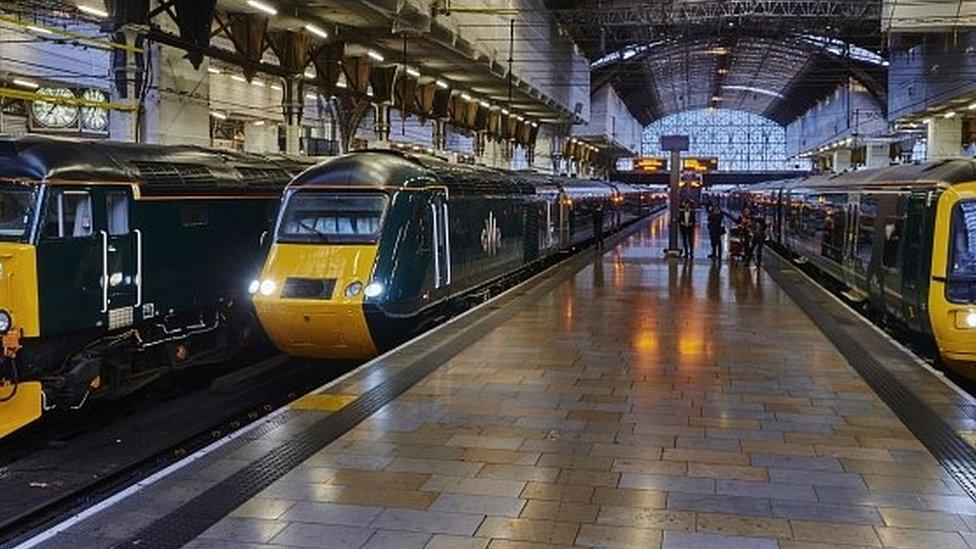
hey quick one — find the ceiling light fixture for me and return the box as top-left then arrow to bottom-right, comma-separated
500,108 -> 510,115
367,50 -> 384,62
304,23 -> 328,39
945,111 -> 957,118
270,83 -> 283,91
13,78 -> 39,89
207,67 -> 221,74
479,100 -> 490,108
26,25 -> 53,35
251,79 -> 265,87
77,4 -> 109,17
246,0 -> 277,16
406,67 -> 420,78
722,85 -> 784,99
460,93 -> 472,101
435,79 -> 448,89
210,111 -> 227,120
303,67 -> 315,79
231,75 -> 247,83
253,120 -> 266,126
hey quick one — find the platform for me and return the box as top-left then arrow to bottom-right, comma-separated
26,215 -> 976,549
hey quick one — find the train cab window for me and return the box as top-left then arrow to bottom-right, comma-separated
948,200 -> 976,303
106,191 -> 130,235
0,184 -> 35,241
43,190 -> 93,239
277,192 -> 388,244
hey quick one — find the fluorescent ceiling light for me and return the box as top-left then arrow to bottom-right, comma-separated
12,78 -> 39,89
231,75 -> 247,83
722,85 -> 784,99
435,80 -> 448,89
251,80 -> 265,87
206,67 -> 221,74
211,111 -> 227,120
246,0 -> 277,15
304,23 -> 328,39
500,108 -> 509,115
253,120 -> 266,126
460,93 -> 472,101
26,25 -> 53,35
367,50 -> 384,62
944,111 -> 957,118
77,4 -> 109,18
968,103 -> 976,110
479,100 -> 490,108
270,83 -> 282,91
406,67 -> 420,78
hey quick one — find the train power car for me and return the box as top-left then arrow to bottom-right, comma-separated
727,161 -> 976,373
0,137 -> 309,437
250,151 -> 666,361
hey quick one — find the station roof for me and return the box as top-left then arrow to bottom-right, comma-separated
548,0 -> 886,126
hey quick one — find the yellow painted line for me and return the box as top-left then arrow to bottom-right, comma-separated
289,393 -> 358,412
0,87 -> 137,111
0,14 -> 142,53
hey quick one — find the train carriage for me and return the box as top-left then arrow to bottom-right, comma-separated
251,151 -> 667,362
0,137 -> 309,437
728,160 -> 976,373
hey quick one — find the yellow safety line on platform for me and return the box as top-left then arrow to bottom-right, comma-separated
289,393 -> 359,412
0,87 -> 137,111
0,14 -> 142,53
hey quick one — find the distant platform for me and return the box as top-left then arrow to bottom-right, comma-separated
26,215 -> 976,549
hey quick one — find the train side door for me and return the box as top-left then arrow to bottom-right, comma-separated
100,187 -> 141,330
430,192 -> 452,291
36,186 -> 102,333
900,192 -> 929,327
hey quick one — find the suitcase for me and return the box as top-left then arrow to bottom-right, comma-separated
728,227 -> 745,258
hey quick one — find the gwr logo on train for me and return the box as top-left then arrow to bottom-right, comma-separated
481,212 -> 502,255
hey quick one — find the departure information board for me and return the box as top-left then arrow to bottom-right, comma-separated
633,157 -> 667,172
682,157 -> 719,172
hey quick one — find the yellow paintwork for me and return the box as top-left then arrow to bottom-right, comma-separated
0,381 -> 43,438
290,393 -> 358,411
0,243 -> 40,339
929,182 -> 976,366
253,243 -> 379,359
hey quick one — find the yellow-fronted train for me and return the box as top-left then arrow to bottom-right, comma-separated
251,150 -> 665,361
0,137 -> 310,437
726,160 -> 976,374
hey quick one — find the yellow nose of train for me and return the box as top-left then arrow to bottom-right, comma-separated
252,243 -> 379,360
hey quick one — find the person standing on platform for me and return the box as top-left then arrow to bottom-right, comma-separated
707,204 -> 725,261
593,204 -> 605,249
752,218 -> 767,267
679,200 -> 696,258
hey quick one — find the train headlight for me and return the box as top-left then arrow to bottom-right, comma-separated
956,310 -> 976,330
0,310 -> 10,334
259,279 -> 277,296
364,281 -> 384,298
344,281 -> 363,298
248,280 -> 260,295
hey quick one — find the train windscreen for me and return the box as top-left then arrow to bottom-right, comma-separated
949,200 -> 976,303
277,192 -> 388,244
0,184 -> 36,242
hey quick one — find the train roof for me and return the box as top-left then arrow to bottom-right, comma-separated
292,150 -> 532,195
775,159 -> 976,191
0,136 -> 313,197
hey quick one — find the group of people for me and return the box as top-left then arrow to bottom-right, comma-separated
677,199 -> 766,266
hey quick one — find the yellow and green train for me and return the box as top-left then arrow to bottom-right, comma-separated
250,150 -> 666,360
0,137 -> 309,437
728,160 -> 976,373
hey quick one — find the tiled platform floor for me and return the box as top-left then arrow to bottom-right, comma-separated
58,216 -> 976,548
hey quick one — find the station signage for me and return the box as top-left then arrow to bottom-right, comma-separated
681,157 -> 719,172
633,157 -> 668,172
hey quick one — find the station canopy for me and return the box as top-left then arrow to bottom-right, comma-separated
547,0 -> 887,126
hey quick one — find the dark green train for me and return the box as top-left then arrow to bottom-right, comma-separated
727,160 -> 976,375
0,137 -> 310,437
251,150 -> 665,360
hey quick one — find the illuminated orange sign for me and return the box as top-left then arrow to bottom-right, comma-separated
633,157 -> 667,172
682,157 -> 719,172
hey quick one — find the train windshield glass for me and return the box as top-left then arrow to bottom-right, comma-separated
0,184 -> 36,242
950,200 -> 976,279
277,192 -> 388,244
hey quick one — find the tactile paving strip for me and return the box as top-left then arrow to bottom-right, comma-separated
764,252 -> 976,502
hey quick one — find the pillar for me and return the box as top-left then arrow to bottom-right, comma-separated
927,117 -> 963,160
432,120 -> 447,151
109,28 -> 142,142
281,77 -> 304,155
140,42 -> 211,146
832,148 -> 852,173
865,142 -> 889,169
373,103 -> 391,147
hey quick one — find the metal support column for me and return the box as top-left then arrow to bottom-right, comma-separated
660,135 -> 689,257
373,103 -> 391,147
282,77 -> 304,155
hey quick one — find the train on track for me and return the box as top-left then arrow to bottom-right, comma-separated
251,150 -> 666,360
0,137 -> 311,438
727,160 -> 976,373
